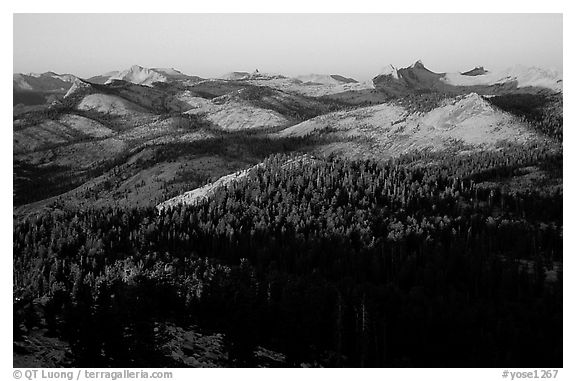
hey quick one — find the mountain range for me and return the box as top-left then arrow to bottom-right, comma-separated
13,60 -> 562,214
14,60 -> 562,106
373,60 -> 562,96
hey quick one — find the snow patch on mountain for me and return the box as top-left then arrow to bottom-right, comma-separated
105,65 -> 169,86
379,65 -> 399,79
442,65 -> 562,92
152,67 -> 184,76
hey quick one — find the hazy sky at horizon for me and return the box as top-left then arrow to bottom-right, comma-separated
14,14 -> 562,81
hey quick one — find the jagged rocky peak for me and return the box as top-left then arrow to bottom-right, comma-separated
411,60 -> 426,69
379,64 -> 399,79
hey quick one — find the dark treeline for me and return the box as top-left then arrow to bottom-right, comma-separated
13,128 -> 339,208
14,147 -> 562,367
13,89 -> 49,106
14,147 -> 136,207
487,93 -> 563,141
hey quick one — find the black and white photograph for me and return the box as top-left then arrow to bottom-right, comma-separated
5,5 -> 571,377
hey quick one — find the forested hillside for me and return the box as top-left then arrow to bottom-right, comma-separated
486,93 -> 563,140
14,147 -> 562,367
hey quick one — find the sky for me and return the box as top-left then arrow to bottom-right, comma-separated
13,13 -> 562,81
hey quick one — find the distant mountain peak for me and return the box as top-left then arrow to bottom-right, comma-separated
13,71 -> 77,93
461,66 -> 488,76
411,60 -> 425,69
64,78 -> 92,99
380,64 -> 399,79
87,65 -> 200,85
373,61 -> 562,96
105,65 -> 169,86
295,73 -> 358,85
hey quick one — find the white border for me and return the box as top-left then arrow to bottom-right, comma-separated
1,2 -> 572,380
